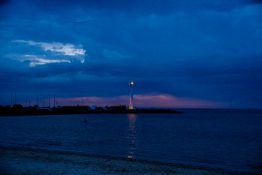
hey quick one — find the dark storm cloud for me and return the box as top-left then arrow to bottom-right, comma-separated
27,0 -> 260,14
0,0 -> 10,21
249,0 -> 262,4
0,0 -> 262,108
1,0 -> 261,16
0,0 -> 9,6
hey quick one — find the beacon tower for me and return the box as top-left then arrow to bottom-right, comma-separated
128,81 -> 135,110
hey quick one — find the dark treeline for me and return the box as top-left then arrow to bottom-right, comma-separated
0,104 -> 182,116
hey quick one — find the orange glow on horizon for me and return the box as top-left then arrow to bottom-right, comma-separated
55,94 -> 222,108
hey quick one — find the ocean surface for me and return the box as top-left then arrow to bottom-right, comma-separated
0,109 -> 261,173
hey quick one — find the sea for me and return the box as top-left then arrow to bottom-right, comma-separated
0,109 -> 261,174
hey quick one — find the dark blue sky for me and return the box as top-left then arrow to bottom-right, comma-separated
0,0 -> 262,108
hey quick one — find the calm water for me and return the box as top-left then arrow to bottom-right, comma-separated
0,109 -> 261,173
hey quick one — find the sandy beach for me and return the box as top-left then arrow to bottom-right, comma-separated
0,147 -> 256,175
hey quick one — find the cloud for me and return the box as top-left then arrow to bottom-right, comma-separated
13,40 -> 86,65
0,0 -> 9,6
248,0 -> 262,4
56,94 -> 222,108
0,0 -> 262,108
14,40 -> 86,56
22,55 -> 71,67
25,0 -> 262,15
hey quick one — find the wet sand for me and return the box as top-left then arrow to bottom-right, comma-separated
0,147 -> 256,175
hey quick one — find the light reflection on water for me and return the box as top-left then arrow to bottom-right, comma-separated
127,114 -> 137,159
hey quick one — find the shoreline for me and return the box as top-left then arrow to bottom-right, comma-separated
0,107 -> 183,117
0,112 -> 183,117
0,146 -> 257,175
0,111 -> 183,117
